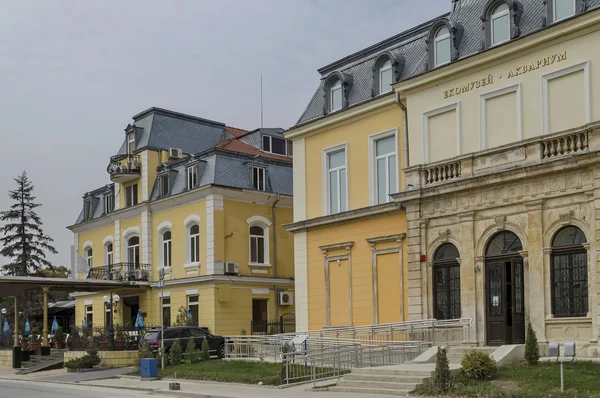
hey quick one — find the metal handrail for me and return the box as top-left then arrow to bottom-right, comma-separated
88,262 -> 150,282
107,154 -> 141,175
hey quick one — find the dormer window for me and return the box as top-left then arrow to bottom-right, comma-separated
491,3 -> 510,46
103,194 -> 114,214
252,166 -> 266,191
159,174 -> 169,198
434,27 -> 451,66
262,135 -> 292,156
84,200 -> 93,221
553,0 -> 576,22
379,60 -> 393,94
187,165 -> 197,190
330,80 -> 342,112
127,132 -> 136,154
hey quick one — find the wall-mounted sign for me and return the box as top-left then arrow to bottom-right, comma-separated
443,51 -> 568,99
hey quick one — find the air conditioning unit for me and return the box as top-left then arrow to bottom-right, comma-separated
279,291 -> 294,306
224,262 -> 239,275
169,148 -> 182,159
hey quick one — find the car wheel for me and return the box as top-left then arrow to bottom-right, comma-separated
218,344 -> 225,359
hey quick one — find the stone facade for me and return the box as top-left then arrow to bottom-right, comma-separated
396,122 -> 600,354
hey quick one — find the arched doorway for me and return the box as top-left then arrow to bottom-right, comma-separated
433,243 -> 461,320
485,231 -> 525,345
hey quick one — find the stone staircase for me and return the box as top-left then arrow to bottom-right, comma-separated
18,349 -> 65,374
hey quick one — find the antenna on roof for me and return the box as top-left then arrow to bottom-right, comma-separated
260,74 -> 264,129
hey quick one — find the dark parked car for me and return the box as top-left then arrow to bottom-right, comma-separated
141,326 -> 226,358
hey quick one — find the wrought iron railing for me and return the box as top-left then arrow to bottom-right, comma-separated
67,325 -> 159,351
88,262 -> 150,282
250,313 -> 296,335
106,154 -> 141,176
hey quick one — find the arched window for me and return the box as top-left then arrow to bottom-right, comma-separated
85,247 -> 93,267
330,79 -> 342,112
127,236 -> 140,265
434,26 -> 451,66
379,60 -> 393,94
189,224 -> 200,264
551,226 -> 588,317
491,3 -> 510,46
433,243 -> 461,320
105,243 -> 113,266
161,231 -> 172,268
485,231 -> 523,257
249,226 -> 266,264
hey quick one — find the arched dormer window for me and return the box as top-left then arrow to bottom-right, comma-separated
546,0 -> 585,24
482,1 -> 523,49
426,19 -> 463,70
371,52 -> 405,96
323,72 -> 353,114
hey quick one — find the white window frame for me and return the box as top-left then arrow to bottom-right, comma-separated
422,102 -> 461,163
553,0 -> 576,22
103,194 -> 114,214
125,184 -> 138,207
262,135 -> 292,157
434,26 -> 451,67
85,247 -> 93,267
541,61 -> 591,135
127,132 -> 135,154
368,129 -> 399,205
184,215 -> 201,268
159,174 -> 169,198
479,84 -> 522,150
252,166 -> 266,191
86,304 -> 93,327
246,216 -> 271,267
379,59 -> 393,94
157,221 -> 173,269
322,143 -> 348,215
330,80 -> 342,112
491,3 -> 510,46
187,165 -> 197,190
126,235 -> 140,265
187,295 -> 199,326
105,243 -> 113,266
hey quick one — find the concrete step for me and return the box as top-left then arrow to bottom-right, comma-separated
351,368 -> 433,377
338,380 -> 419,390
344,374 -> 428,384
330,386 -> 411,396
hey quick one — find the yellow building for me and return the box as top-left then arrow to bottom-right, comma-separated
68,108 -> 295,336
287,0 -> 600,354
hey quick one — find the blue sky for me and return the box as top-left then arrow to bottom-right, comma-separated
0,0 -> 450,268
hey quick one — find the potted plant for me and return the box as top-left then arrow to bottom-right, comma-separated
20,339 -> 31,361
54,326 -> 65,349
29,329 -> 41,354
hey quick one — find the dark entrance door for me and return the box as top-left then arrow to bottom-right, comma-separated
485,231 -> 525,346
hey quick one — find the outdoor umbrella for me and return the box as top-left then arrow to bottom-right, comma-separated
187,308 -> 192,324
24,319 -> 30,336
134,310 -> 144,330
51,317 -> 59,334
2,319 -> 9,334
82,317 -> 88,330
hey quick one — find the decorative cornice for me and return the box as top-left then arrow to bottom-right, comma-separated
320,241 -> 354,257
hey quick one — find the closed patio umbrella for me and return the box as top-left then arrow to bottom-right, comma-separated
187,308 -> 192,324
51,317 -> 59,334
24,319 -> 30,336
2,319 -> 9,334
134,311 -> 144,330
82,317 -> 87,330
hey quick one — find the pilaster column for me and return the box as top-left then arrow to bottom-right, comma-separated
42,286 -> 50,347
525,199 -> 546,341
474,256 -> 485,345
459,211 -> 477,344
405,202 -> 424,321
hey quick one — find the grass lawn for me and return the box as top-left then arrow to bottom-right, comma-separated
131,360 -> 283,385
415,361 -> 600,398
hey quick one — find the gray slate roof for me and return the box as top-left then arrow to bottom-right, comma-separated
239,128 -> 285,148
295,0 -> 600,126
75,184 -> 114,224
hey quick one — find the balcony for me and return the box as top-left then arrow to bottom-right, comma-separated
88,262 -> 150,282
107,154 -> 141,183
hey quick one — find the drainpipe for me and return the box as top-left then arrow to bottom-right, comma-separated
271,194 -> 281,320
395,91 -> 410,169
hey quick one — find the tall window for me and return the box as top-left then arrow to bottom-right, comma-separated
127,236 -> 140,265
189,224 -> 200,264
187,166 -> 197,190
249,226 -> 266,264
125,184 -> 138,207
84,200 -> 93,220
105,243 -> 113,266
326,149 -> 347,214
433,243 -> 461,320
379,60 -> 393,94
162,231 -> 172,268
434,26 -> 451,66
554,0 -> 576,21
330,80 -> 342,112
262,136 -> 292,156
551,226 -> 588,317
286,140 -> 293,157
491,3 -> 510,46
85,248 -> 93,267
252,166 -> 266,191
86,305 -> 93,328
188,295 -> 199,326
104,194 -> 114,214
159,175 -> 169,198
374,134 -> 397,204
162,297 -> 171,327
127,132 -> 136,154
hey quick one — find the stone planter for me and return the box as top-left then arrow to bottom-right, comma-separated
20,350 -> 30,362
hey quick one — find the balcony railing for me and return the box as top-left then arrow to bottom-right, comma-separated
88,262 -> 150,282
107,154 -> 141,183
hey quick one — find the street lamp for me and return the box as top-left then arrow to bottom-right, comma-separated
158,267 -> 166,370
103,293 -> 120,351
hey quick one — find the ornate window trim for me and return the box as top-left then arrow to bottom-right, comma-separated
426,18 -> 464,70
323,71 -> 353,114
481,0 -> 523,50
371,51 -> 405,96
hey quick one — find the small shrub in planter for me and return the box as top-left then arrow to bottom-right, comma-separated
65,348 -> 101,370
434,347 -> 452,394
169,340 -> 183,365
54,326 -> 65,349
525,322 -> 540,365
138,343 -> 154,360
185,339 -> 200,364
461,350 -> 497,380
200,339 -> 210,361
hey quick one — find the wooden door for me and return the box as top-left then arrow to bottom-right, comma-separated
511,259 -> 525,344
486,262 -> 506,345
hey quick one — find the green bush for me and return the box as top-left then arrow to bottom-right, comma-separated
169,340 -> 183,365
524,322 -> 540,366
461,350 -> 497,380
65,349 -> 101,369
54,326 -> 65,343
138,343 -> 154,360
186,338 -> 200,363
434,347 -> 452,393
201,339 -> 210,361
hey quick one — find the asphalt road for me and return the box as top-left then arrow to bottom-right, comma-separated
0,379 -> 177,398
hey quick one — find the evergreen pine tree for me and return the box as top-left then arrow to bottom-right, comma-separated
0,171 -> 57,276
434,347 -> 452,394
525,322 -> 540,365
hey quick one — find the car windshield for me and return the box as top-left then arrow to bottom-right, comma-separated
141,331 -> 159,342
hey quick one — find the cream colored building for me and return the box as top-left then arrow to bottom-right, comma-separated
288,0 -> 600,352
